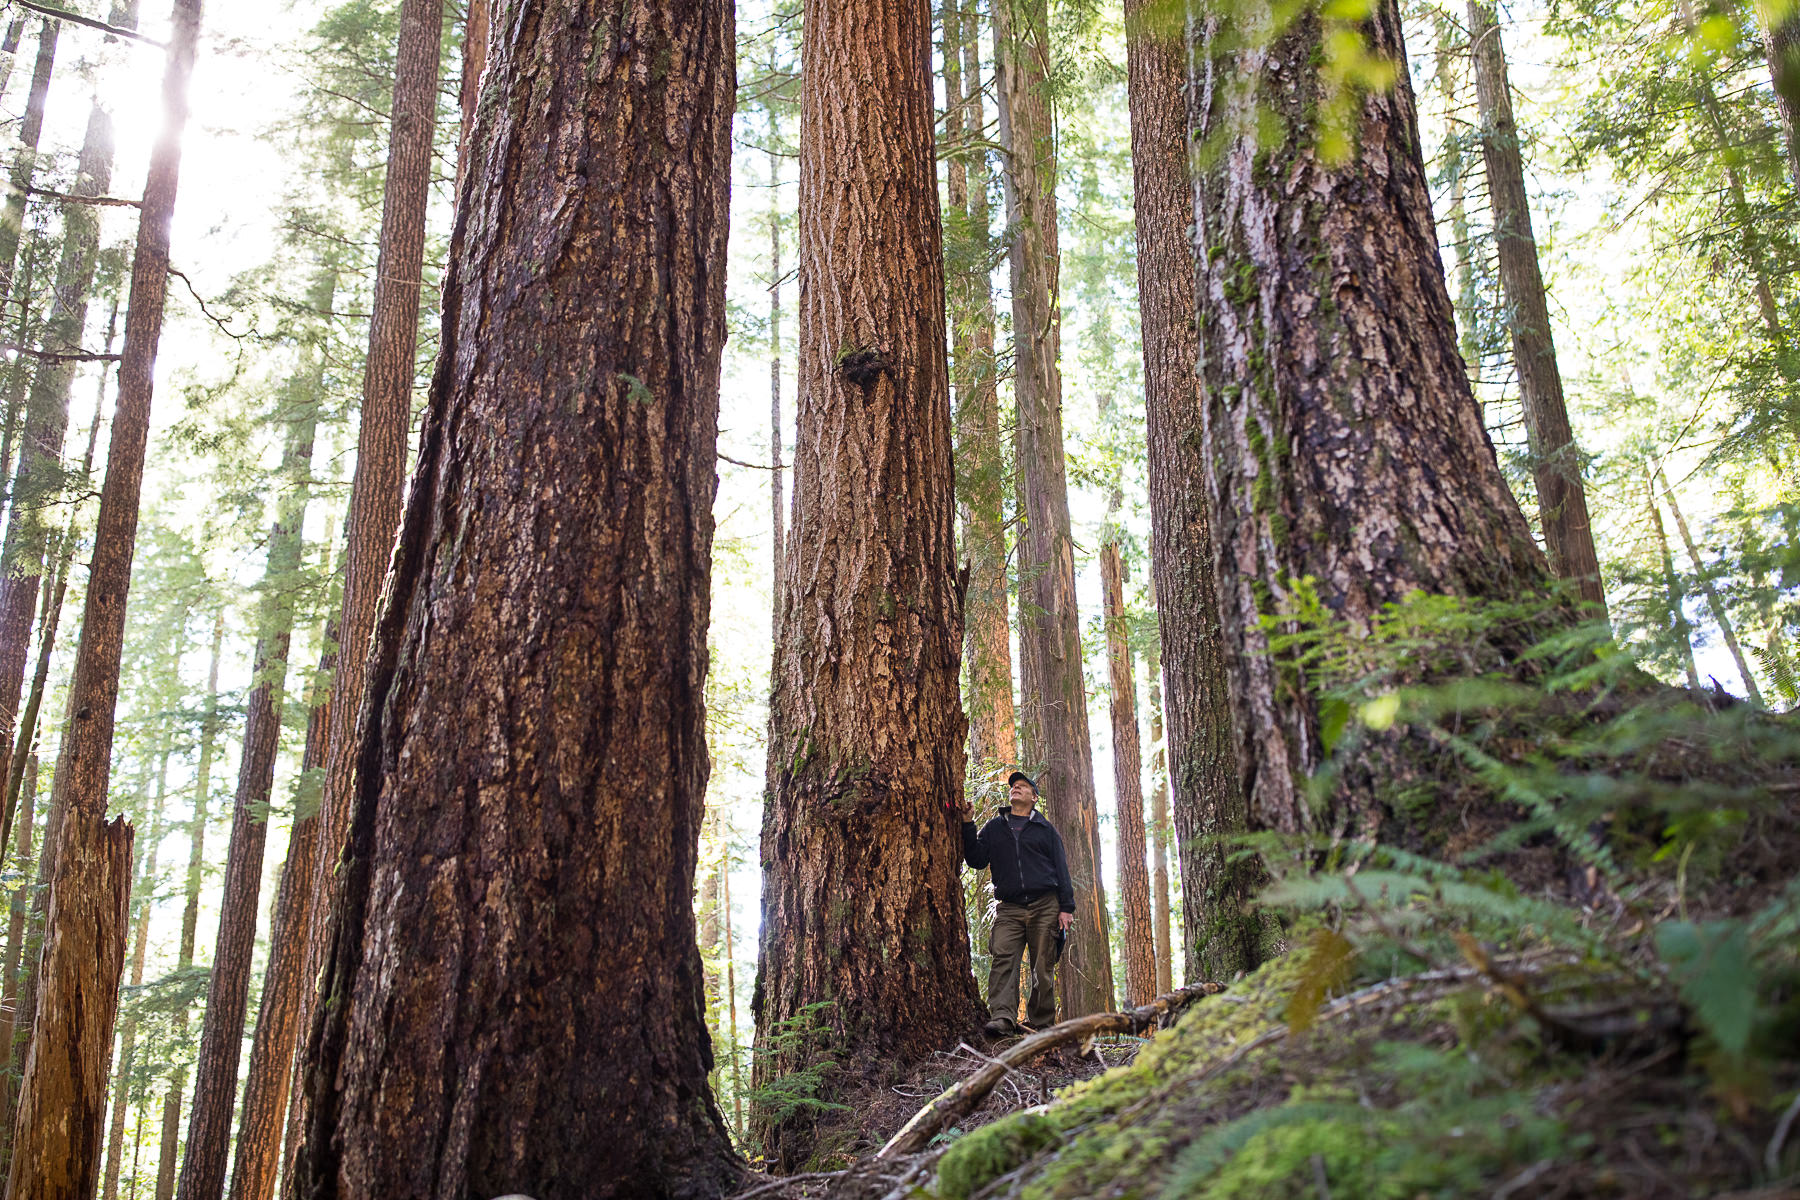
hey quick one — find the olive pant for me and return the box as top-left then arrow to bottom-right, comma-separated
987,892 -> 1060,1028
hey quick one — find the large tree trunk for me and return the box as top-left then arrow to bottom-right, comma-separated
0,105 -> 116,830
228,626 -> 331,1200
1100,529 -> 1155,1006
0,19 -> 56,311
291,0 -> 740,1195
946,0 -> 1014,771
177,285 -> 327,1200
157,610 -> 222,1200
1125,0 -> 1264,980
1186,0 -> 1555,837
993,0 -> 1112,1018
752,0 -> 982,1167
297,0 -> 444,1065
5,0 -> 201,1191
1467,1 -> 1606,617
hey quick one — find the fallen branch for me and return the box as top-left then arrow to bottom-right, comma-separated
877,982 -> 1225,1159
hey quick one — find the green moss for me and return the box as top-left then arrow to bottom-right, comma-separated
937,1113 -> 1058,1200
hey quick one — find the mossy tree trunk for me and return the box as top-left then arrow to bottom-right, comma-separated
1126,0 -> 1264,980
293,0 -> 741,1194
994,0 -> 1112,1018
1186,0 -> 1555,837
752,0 -> 983,1167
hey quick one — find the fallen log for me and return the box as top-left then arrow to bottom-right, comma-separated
876,981 -> 1225,1159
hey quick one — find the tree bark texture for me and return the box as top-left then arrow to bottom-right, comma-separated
0,19 -> 56,310
0,106 -> 115,836
293,0 -> 739,1195
454,0 -> 487,196
946,0 -> 1014,770
993,0 -> 1112,1018
1467,1 -> 1606,618
178,290 -> 326,1200
1762,0 -> 1800,194
1186,0 -> 1555,836
3,812 -> 130,1200
1126,0 -> 1263,980
152,609 -> 221,1200
769,144 -> 785,634
752,0 -> 983,1167
229,630 -> 332,1200
1100,538 -> 1155,1006
299,0 -> 444,1046
1145,647 -> 1173,994
7,0 -> 200,1190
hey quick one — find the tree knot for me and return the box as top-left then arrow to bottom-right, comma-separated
836,346 -> 891,391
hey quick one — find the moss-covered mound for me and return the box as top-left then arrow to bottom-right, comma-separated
926,948 -> 1796,1200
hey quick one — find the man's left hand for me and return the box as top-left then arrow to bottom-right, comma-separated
1059,912 -> 1074,932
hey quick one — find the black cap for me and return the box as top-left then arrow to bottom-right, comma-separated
1007,771 -> 1038,793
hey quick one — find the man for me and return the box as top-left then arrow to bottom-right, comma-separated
959,771 -> 1075,1036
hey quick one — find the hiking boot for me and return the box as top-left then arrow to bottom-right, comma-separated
982,1017 -> 1016,1037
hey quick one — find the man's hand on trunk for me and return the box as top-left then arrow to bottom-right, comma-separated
1059,912 -> 1074,932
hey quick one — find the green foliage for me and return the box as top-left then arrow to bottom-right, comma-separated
746,1001 -> 851,1134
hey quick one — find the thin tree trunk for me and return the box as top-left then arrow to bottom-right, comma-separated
769,141 -> 784,630
157,610 -> 222,1200
1656,464 -> 1763,705
102,746 -> 172,1200
1145,635 -> 1172,994
1647,471 -> 1702,694
1760,0 -> 1800,194
719,827 -> 741,1142
0,242 -> 41,506
0,105 -> 117,829
0,758 -> 36,1138
453,0 -> 486,196
993,0 -> 1112,1018
1467,1 -> 1607,617
1100,512 -> 1155,1006
1187,0 -> 1556,836
0,303 -> 113,858
293,0 -> 740,1193
296,0 -> 444,1089
178,285 -> 327,1200
0,19 -> 24,101
753,0 -> 982,1167
1126,0 -> 1264,980
0,19 -> 57,309
4,0 -> 200,1187
950,0 -> 1014,771
228,624 -> 332,1200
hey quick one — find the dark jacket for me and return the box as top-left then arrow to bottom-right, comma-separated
962,808 -> 1074,913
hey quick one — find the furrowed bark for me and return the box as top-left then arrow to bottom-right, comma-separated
297,0 -> 443,1070
1467,1 -> 1606,617
1186,0 -> 1555,836
1127,0 -> 1263,979
6,0 -> 201,1191
752,0 -> 983,1166
178,273 -> 328,1200
994,0 -> 1112,1018
293,0 -> 740,1194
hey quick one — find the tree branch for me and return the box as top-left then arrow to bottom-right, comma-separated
5,0 -> 164,46
877,982 -> 1225,1159
25,185 -> 140,208
0,342 -> 120,363
167,266 -> 247,341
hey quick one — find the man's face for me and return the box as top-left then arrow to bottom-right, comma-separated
1009,780 -> 1035,808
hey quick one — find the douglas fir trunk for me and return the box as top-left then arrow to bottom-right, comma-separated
293,1 -> 740,1196
753,0 -> 983,1167
1126,0 -> 1265,979
1187,0 -> 1554,837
